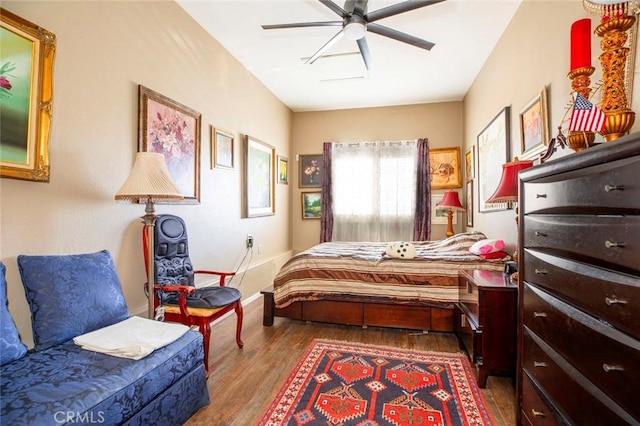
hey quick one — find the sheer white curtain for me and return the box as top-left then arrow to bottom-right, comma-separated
331,140 -> 417,242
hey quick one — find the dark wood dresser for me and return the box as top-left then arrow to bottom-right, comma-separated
454,269 -> 517,388
517,133 -> 640,425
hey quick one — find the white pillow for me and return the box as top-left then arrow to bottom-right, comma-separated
385,242 -> 416,259
469,238 -> 506,255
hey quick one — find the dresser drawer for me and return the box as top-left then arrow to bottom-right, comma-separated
522,155 -> 640,214
521,371 -> 564,426
523,284 -> 640,421
522,327 -> 633,425
523,215 -> 640,273
523,249 -> 640,340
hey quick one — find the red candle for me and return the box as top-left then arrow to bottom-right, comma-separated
570,18 -> 591,71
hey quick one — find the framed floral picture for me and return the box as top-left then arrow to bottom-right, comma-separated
302,192 -> 321,219
138,85 -> 201,203
277,155 -> 288,184
299,154 -> 323,188
244,135 -> 275,218
211,126 -> 234,170
429,147 -> 462,189
0,10 -> 56,182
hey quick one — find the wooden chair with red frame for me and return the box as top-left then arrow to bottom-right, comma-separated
143,214 -> 243,377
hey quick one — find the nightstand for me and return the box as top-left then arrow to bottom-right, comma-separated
454,269 -> 517,387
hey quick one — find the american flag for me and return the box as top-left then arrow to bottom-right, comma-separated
569,93 -> 605,132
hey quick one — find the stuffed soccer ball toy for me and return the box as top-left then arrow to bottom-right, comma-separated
385,241 -> 416,259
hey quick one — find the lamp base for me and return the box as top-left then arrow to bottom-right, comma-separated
445,210 -> 455,237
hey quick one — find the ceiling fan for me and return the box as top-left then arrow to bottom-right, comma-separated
261,0 -> 445,71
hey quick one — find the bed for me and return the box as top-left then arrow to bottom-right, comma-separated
262,232 -> 509,332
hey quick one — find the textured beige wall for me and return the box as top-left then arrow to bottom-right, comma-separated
291,102 -> 464,251
463,0 -> 640,254
0,1 -> 292,347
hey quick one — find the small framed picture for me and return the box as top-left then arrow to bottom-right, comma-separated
519,87 -> 549,158
465,146 -> 475,181
466,180 -> 474,227
299,154 -> 323,188
301,192 -> 321,219
211,127 -> 234,170
277,155 -> 289,184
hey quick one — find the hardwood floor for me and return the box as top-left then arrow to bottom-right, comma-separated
186,297 -> 516,425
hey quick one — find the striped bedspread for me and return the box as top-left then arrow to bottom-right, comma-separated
273,232 -> 508,309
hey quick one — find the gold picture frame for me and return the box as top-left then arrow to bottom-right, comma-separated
429,147 -> 462,189
244,135 -> 275,218
519,87 -> 549,158
211,126 -> 234,170
277,155 -> 288,184
0,9 -> 56,182
138,85 -> 201,204
301,191 -> 321,219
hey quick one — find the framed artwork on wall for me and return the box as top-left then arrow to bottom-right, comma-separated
301,192 -> 321,219
138,85 -> 201,203
244,135 -> 275,217
299,154 -> 323,188
466,180 -> 474,227
211,126 -> 234,170
519,86 -> 549,158
277,155 -> 288,184
0,10 -> 56,182
429,147 -> 462,189
465,146 -> 475,181
477,106 -> 510,213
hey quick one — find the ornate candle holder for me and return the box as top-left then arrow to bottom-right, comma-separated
596,15 -> 636,140
567,66 -> 597,151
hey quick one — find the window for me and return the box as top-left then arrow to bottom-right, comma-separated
332,141 -> 416,241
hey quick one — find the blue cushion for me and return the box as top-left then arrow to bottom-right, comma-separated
0,262 -> 28,365
18,250 -> 130,351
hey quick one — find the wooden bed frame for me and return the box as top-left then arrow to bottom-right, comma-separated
261,286 -> 454,332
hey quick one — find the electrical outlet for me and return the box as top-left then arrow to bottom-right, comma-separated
247,234 -> 254,248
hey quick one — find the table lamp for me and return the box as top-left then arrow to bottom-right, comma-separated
115,152 -> 184,319
435,191 -> 465,237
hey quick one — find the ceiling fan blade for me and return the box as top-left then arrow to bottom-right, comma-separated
305,30 -> 345,65
366,0 -> 445,23
350,0 -> 369,15
319,0 -> 348,17
357,37 -> 372,70
262,21 -> 342,30
367,23 -> 435,50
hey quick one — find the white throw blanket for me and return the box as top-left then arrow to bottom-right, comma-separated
73,316 -> 190,360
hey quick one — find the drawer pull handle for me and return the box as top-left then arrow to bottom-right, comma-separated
605,240 -> 626,248
605,296 -> 627,306
533,361 -> 548,368
531,409 -> 546,418
533,312 -> 547,318
535,231 -> 547,237
604,184 -> 624,192
536,194 -> 547,199
535,268 -> 548,275
603,364 -> 624,373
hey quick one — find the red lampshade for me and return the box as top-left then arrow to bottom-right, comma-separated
436,191 -> 465,211
486,159 -> 534,203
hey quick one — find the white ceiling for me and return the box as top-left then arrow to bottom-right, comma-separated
177,0 -> 522,112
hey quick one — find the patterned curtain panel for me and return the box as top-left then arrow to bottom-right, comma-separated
413,138 -> 431,241
330,140 -> 418,242
320,142 -> 333,243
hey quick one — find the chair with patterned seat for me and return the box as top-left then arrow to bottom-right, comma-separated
143,214 -> 243,376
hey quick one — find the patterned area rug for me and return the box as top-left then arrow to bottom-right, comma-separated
259,339 -> 495,426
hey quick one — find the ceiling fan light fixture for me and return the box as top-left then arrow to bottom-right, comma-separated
344,22 -> 366,40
